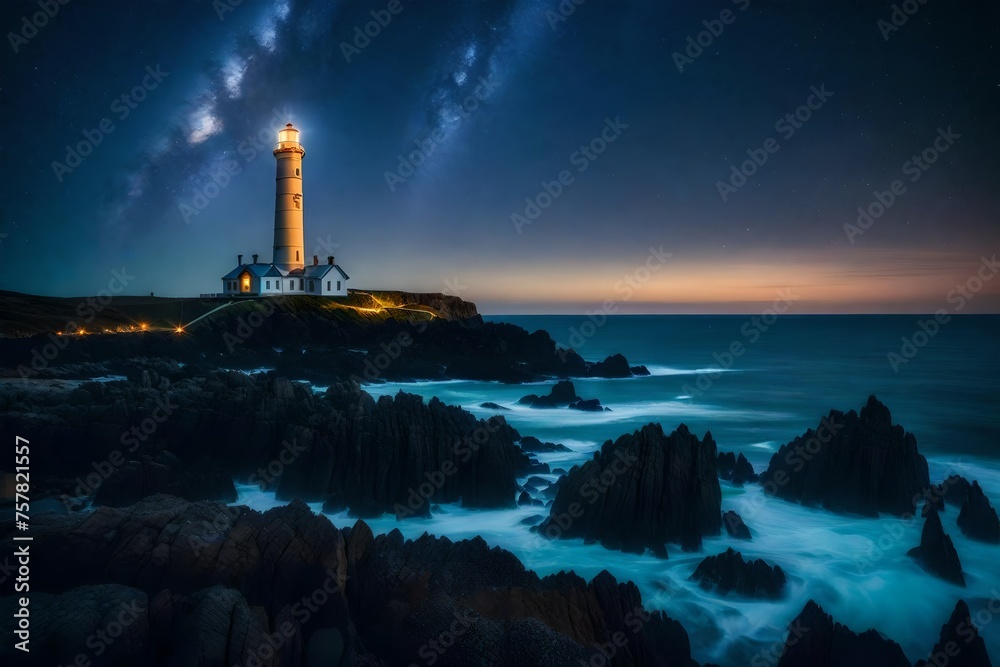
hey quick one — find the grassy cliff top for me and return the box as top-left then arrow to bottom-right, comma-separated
0,289 -> 479,338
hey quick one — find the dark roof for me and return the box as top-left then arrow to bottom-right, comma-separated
221,263 -> 283,279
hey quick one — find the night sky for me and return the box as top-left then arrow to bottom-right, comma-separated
2,0 -> 998,313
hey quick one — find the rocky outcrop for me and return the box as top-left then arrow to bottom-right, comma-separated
943,475 -> 973,507
957,481 -> 1000,543
759,396 -> 930,517
690,548 -> 785,599
723,510 -> 752,540
518,380 -> 581,407
0,496 -> 700,667
537,423 -> 722,556
569,398 -> 608,412
915,600 -> 993,667
93,453 -> 237,507
1,372 -> 534,517
585,353 -> 648,378
518,436 -> 571,454
908,506 -> 966,586
717,451 -> 758,485
775,600 -> 910,667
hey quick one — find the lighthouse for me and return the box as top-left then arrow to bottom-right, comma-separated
272,123 -> 305,272
218,121 -> 350,298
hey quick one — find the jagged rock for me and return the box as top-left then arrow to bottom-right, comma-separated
518,436 -> 571,453
538,423 -> 722,556
908,506 -> 966,586
775,600 -> 910,667
93,455 -> 237,507
630,365 -> 650,376
957,481 -> 1000,543
759,396 -> 930,517
723,510 -> 752,540
586,353 -> 635,378
517,491 -> 533,507
520,514 -> 545,526
943,475 -> 972,507
481,401 -> 510,411
915,600 -> 994,667
568,398 -> 608,412
0,496 -> 699,667
518,380 -> 581,408
718,451 -> 758,485
690,548 -> 785,599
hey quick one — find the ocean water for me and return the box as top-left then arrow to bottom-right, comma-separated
237,315 -> 1000,665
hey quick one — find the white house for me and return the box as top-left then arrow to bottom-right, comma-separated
219,122 -> 349,297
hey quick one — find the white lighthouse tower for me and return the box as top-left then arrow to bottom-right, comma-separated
218,121 -> 350,298
272,123 -> 305,272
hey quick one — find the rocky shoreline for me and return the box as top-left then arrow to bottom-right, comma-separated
0,297 -> 996,666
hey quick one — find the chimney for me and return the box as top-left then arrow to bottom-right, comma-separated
252,253 -> 259,264
238,254 -> 243,265
313,255 -> 319,266
327,255 -> 334,265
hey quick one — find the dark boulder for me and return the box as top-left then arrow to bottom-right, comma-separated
915,600 -> 994,667
481,401 -> 510,411
518,436 -> 571,453
690,548 -> 785,599
723,510 -> 752,540
538,423 -> 722,556
908,506 -> 966,587
759,395 -> 930,517
775,600 -> 910,667
569,398 -> 608,412
517,380 -> 581,408
957,481 -> 1000,543
943,475 -> 972,507
93,454 -> 237,507
586,353 -> 634,378
630,365 -> 650,376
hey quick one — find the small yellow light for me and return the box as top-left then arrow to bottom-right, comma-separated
140,323 -> 149,331
175,326 -> 184,334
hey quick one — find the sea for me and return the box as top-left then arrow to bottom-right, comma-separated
235,314 -> 1000,665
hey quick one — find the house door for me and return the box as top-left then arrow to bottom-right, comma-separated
240,272 -> 252,293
